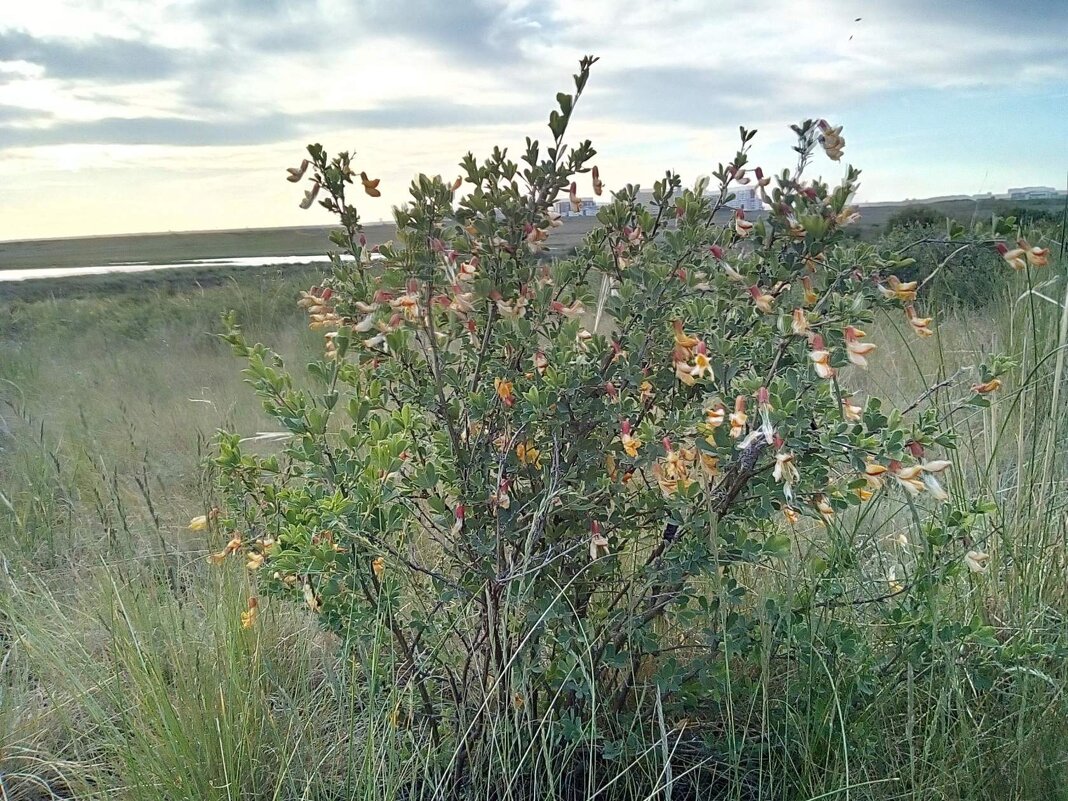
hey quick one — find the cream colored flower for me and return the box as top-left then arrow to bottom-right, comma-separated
964,550 -> 990,573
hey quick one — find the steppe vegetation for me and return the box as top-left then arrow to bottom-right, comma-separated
1,60 -> 1066,800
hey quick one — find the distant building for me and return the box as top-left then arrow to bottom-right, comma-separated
725,186 -> 764,212
555,198 -> 600,217
1008,186 -> 1059,200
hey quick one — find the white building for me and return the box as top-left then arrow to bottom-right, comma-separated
555,198 -> 600,217
725,186 -> 764,212
1007,186 -> 1059,200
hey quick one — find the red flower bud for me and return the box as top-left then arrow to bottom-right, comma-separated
710,244 -> 725,260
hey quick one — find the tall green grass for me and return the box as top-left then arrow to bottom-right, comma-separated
1,255 -> 1066,799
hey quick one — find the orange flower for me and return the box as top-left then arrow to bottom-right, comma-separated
729,395 -> 748,439
240,597 -> 258,629
971,377 -> 1001,394
808,335 -> 836,380
773,451 -> 799,500
360,172 -> 382,197
891,461 -> 924,496
905,305 -> 934,338
878,275 -> 918,303
620,420 -> 642,458
748,285 -> 775,314
791,308 -> 809,336
735,210 -> 754,237
844,326 -> 876,368
996,242 -> 1027,271
208,534 -> 243,565
783,506 -> 800,526
818,120 -> 845,160
814,495 -> 835,520
494,377 -> 515,407
533,351 -> 548,376
589,521 -> 610,560
704,402 -> 726,428
801,276 -> 818,306
842,397 -> 862,422
672,320 -> 699,349
864,460 -> 888,490
372,556 -> 385,579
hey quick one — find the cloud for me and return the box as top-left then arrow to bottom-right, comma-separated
0,98 -> 535,149
0,29 -> 184,82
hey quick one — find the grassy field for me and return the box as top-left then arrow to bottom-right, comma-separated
3,197 -> 1059,271
1,238 -> 1066,799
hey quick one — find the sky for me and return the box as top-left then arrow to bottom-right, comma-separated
0,0 -> 1066,241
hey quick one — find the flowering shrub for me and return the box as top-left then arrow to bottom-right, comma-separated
212,57 -> 1014,775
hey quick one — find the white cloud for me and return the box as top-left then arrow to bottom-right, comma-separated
0,0 -> 1065,238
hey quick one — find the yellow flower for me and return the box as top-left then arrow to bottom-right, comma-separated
791,308 -> 809,336
844,326 -> 876,368
699,452 -> 720,477
494,377 -> 515,407
188,515 -> 209,532
854,486 -> 874,502
240,597 -> 258,629
372,556 -> 385,579
801,276 -> 818,306
246,551 -> 265,571
639,381 -> 654,403
516,442 -> 543,468
729,395 -> 748,439
783,506 -> 800,526
690,348 -> 713,380
842,397 -> 862,422
886,567 -> 903,594
620,420 -> 642,458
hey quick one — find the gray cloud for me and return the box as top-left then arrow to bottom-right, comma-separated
0,29 -> 184,82
0,99 -> 533,149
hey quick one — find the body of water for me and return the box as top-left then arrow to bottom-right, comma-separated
0,254 -> 343,282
